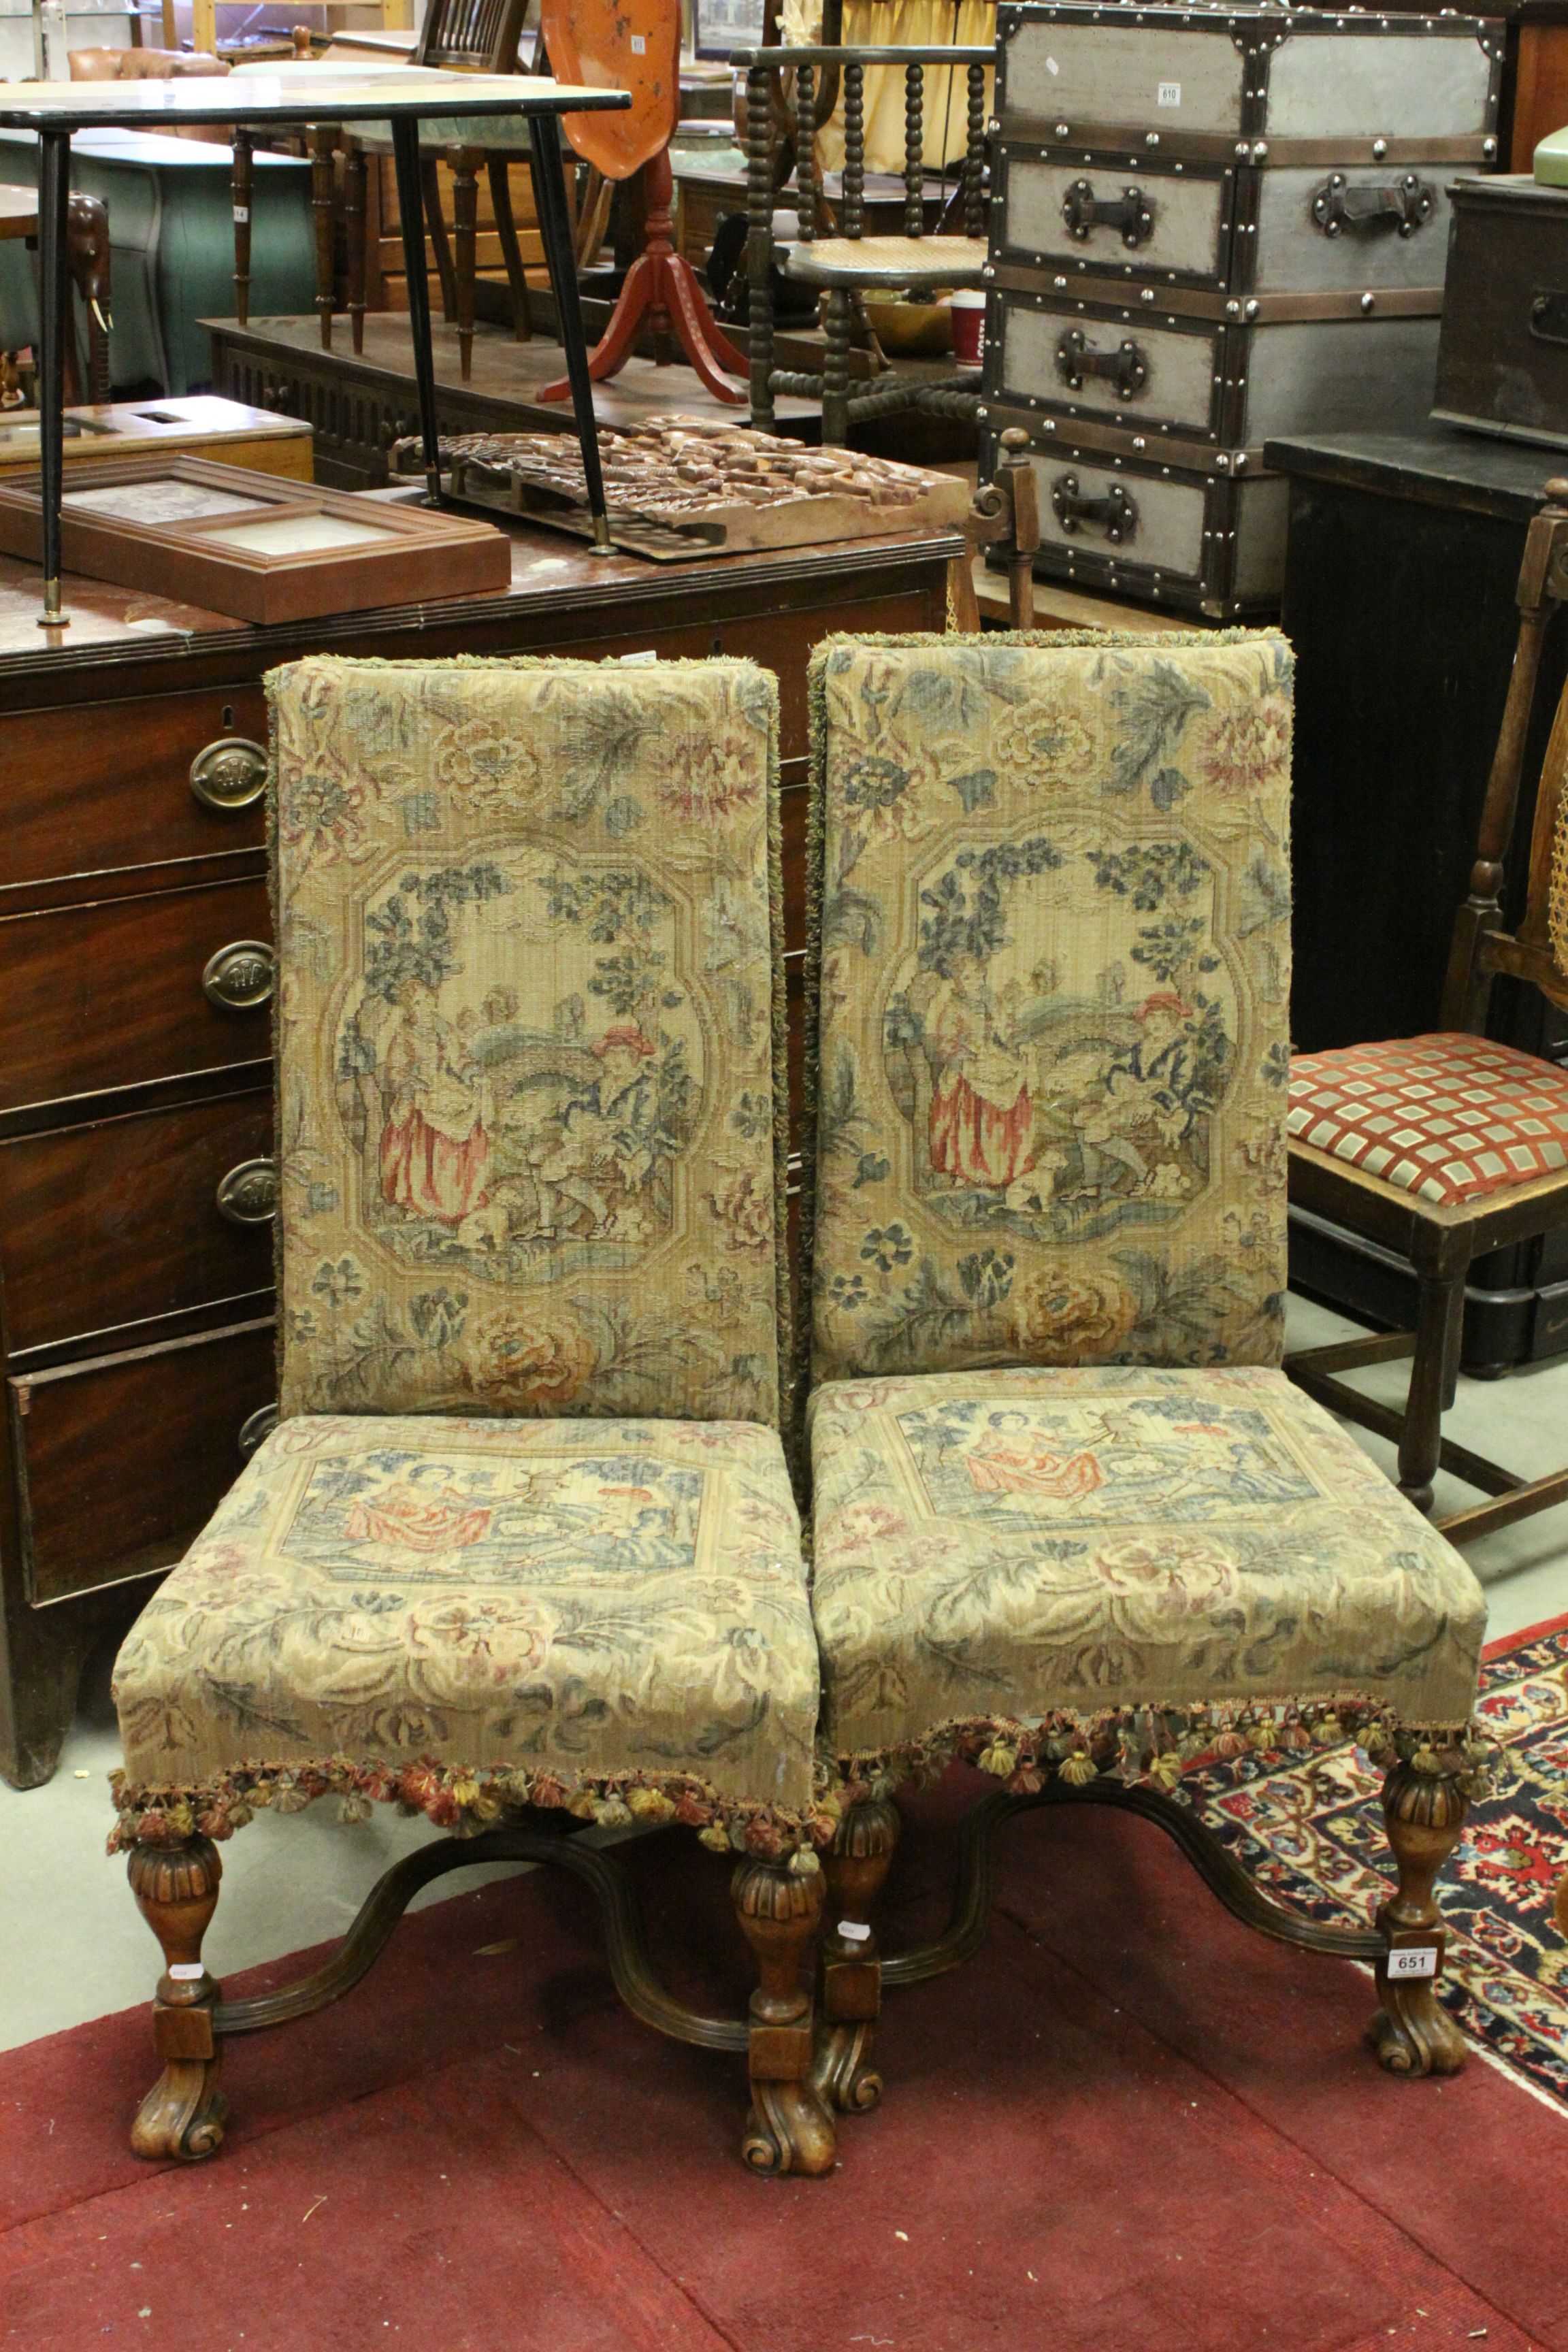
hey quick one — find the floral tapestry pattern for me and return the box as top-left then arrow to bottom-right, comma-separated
809,1367 -> 1486,1772
806,634 -> 1294,1386
270,655 -> 787,1426
113,1414 -> 818,1825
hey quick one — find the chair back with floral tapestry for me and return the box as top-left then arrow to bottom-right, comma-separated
804,630 -> 1293,1388
270,653 -> 789,1428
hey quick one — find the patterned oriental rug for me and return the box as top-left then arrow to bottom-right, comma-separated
2,1617 -> 1567,2351
1190,1610 -> 1568,2108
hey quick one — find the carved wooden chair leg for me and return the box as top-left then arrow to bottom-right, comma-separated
1370,1759 -> 1469,2079
813,1795 -> 899,2114
344,140 -> 368,356
733,1855 -> 836,2176
310,122 -> 338,350
821,286 -> 853,446
450,146 -> 479,382
127,1834 -> 229,2162
1398,1239 -> 1470,1514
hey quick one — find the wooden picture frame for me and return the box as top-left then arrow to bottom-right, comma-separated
0,454 -> 512,623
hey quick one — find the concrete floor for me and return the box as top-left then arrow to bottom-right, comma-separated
3,1291 -> 1565,2055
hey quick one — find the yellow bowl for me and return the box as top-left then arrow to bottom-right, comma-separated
862,297 -> 953,357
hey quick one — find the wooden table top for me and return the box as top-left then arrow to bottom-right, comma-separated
0,74 -> 631,134
0,510 -> 964,699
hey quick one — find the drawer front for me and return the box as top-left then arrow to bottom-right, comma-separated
11,1316 -> 276,1605
0,687 -> 269,896
1001,22 -> 1247,140
0,1088 -> 274,1356
1030,452 -> 1209,583
998,153 -> 1230,286
1263,29 -> 1495,145
1252,167 -> 1454,295
0,877 -> 274,1117
994,294 -> 1220,435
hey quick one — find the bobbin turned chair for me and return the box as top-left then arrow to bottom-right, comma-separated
738,43 -> 992,444
110,653 -> 838,2180
800,632 -> 1489,2119
1286,479 -> 1568,1544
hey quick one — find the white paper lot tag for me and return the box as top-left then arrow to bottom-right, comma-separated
168,1962 -> 206,1982
1386,1946 -> 1439,1980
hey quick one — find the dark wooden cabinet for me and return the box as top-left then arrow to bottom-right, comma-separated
0,519 -> 958,1787
1266,424 -> 1568,1373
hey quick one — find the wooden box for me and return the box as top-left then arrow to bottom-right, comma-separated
0,456 -> 512,623
1432,173 -> 1568,447
0,397 -> 314,484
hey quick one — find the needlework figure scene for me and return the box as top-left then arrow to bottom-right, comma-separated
810,635 -> 1292,1386
272,655 -> 785,1427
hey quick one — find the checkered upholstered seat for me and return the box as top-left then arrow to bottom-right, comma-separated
1288,1032 -> 1568,1208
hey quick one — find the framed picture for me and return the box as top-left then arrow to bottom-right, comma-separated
0,455 -> 512,623
693,0 -> 766,61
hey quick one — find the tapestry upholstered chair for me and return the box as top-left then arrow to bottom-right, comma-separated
1286,480 -> 1568,1545
108,653 -> 840,2180
798,632 -> 1490,2119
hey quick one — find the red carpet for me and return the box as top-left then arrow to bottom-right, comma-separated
5,1654 -> 1568,2350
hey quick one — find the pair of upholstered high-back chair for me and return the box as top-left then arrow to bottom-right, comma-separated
110,630 -> 1487,2177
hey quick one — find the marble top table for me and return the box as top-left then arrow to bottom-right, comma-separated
0,74 -> 631,625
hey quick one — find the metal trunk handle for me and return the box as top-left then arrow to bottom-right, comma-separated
1060,178 -> 1154,249
1309,173 -> 1435,239
1056,327 -> 1148,400
1051,474 -> 1137,543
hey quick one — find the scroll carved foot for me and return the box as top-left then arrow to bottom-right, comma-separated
127,1835 -> 229,2161
1370,1761 -> 1469,2080
812,1795 -> 900,2116
733,1855 -> 835,2176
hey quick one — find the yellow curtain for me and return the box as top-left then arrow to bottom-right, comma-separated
810,0 -> 996,179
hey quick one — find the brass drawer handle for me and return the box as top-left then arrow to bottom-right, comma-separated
190,736 -> 267,812
216,1157 -> 277,1226
202,940 -> 274,1013
238,1403 -> 278,1462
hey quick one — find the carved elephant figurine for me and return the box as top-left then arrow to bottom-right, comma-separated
64,191 -> 112,406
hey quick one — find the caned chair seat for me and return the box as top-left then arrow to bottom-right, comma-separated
784,233 -> 990,290
809,1366 -> 1484,1778
113,1413 -> 815,1838
1288,1031 -> 1568,1207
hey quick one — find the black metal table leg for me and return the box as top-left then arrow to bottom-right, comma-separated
527,112 -> 610,553
37,127 -> 70,626
391,113 -> 442,508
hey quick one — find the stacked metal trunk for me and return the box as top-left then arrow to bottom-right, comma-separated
979,3 -> 1502,617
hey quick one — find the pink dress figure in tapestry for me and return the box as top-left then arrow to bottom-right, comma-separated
964,1414 -> 1104,1501
927,951 -> 1036,1190
379,976 -> 491,1224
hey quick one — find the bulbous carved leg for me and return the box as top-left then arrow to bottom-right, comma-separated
1370,1763 -> 1469,2080
812,1796 -> 900,2115
127,1835 -> 229,2162
732,1856 -> 835,2178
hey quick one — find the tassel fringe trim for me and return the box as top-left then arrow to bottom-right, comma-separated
826,1696 -> 1492,1808
108,1755 -> 836,1867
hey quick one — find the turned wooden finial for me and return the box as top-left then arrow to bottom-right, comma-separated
293,24 -> 313,56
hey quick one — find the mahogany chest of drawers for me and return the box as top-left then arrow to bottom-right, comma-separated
0,519 -> 958,1786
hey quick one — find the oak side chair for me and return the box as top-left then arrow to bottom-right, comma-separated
1286,480 -> 1568,1542
797,632 -> 1489,2120
109,653 -> 840,2180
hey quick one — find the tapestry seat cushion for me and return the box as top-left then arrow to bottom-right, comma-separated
809,1366 -> 1486,1785
111,1413 -> 819,1852
1288,1032 -> 1568,1208
269,653 -> 788,1427
806,632 -> 1294,1389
